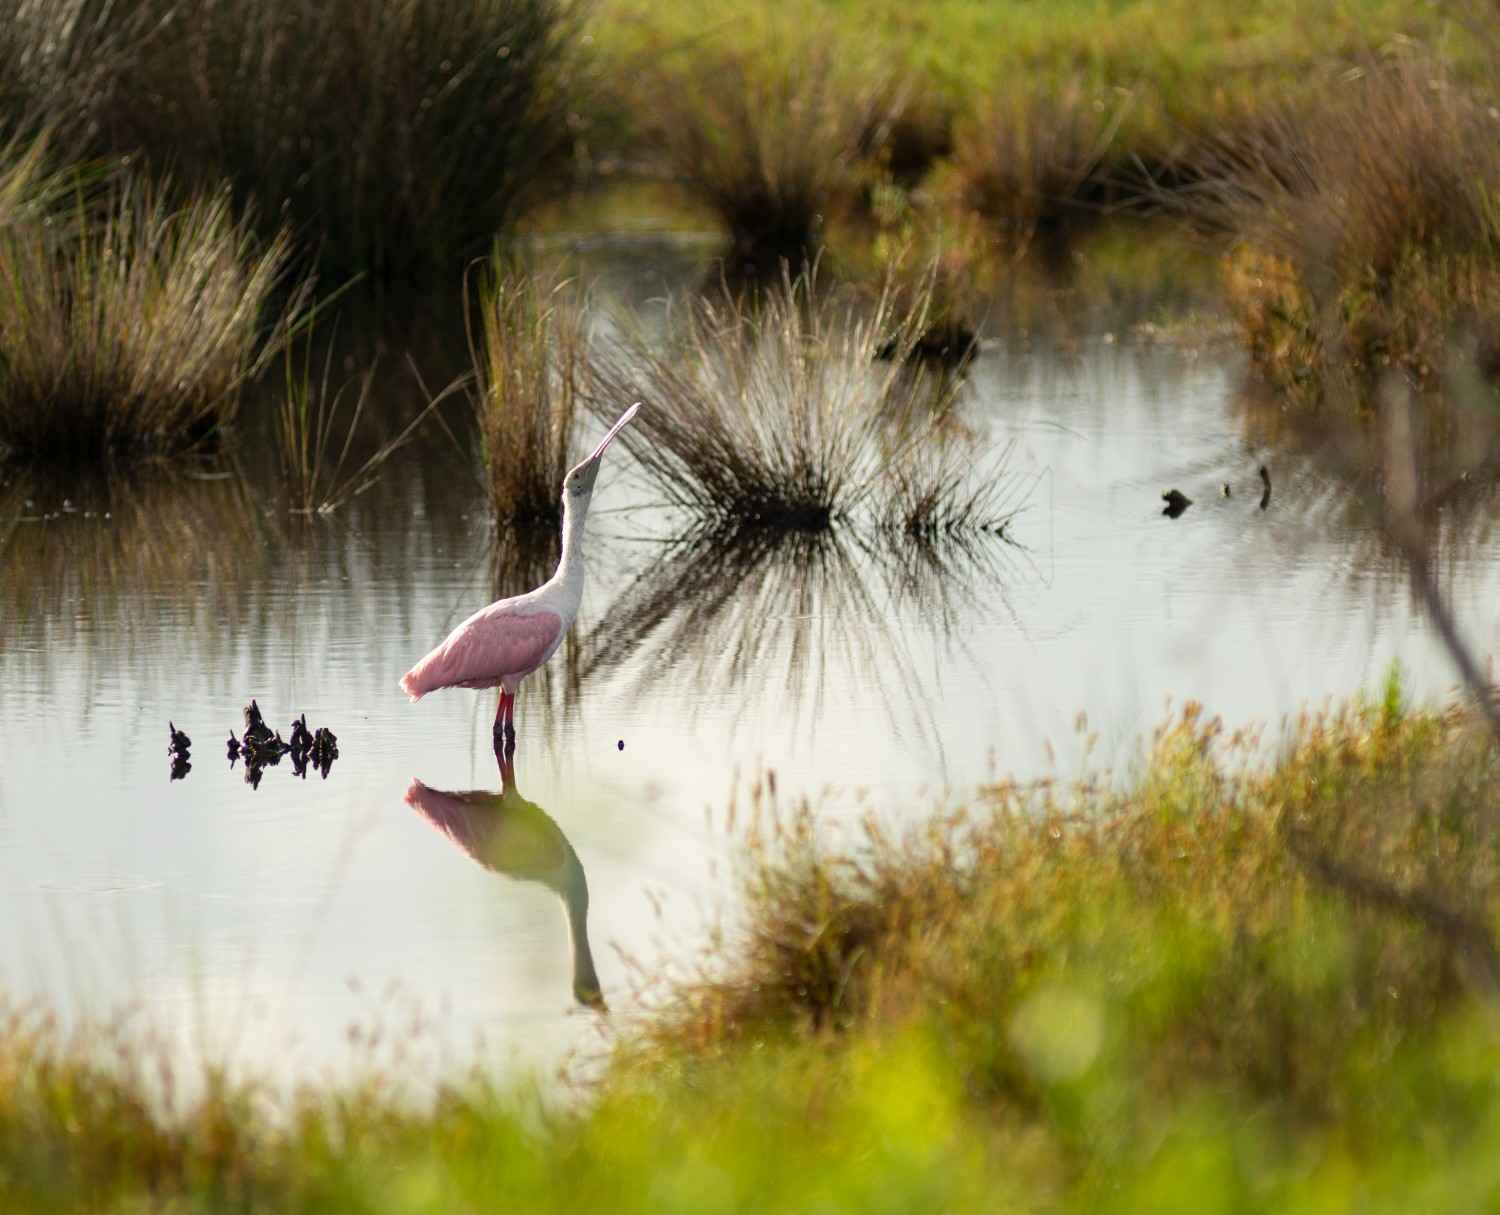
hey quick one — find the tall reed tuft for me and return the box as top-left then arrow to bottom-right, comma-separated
0,172 -> 302,462
470,260 -> 587,527
588,266 -> 960,532
877,437 -> 1024,540
641,33 -> 901,278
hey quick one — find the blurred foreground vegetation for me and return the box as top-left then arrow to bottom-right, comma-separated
7,678 -> 1500,1210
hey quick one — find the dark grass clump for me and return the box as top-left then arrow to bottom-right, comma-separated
0,0 -> 593,280
0,165 -> 303,462
588,266 -> 955,531
948,78 -> 1128,255
639,32 -> 902,279
469,258 -> 587,527
1190,56 -> 1500,402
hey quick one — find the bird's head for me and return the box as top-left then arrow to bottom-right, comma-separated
564,402 -> 640,501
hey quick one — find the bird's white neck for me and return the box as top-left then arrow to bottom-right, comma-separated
554,492 -> 591,591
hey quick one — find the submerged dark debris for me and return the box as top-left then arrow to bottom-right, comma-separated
172,700 -> 339,787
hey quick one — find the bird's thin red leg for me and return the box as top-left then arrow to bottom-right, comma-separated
493,691 -> 512,750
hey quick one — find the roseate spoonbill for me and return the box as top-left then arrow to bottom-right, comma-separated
400,403 -> 640,746
404,739 -> 604,1009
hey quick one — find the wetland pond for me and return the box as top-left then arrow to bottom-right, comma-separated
3,234 -> 1499,1090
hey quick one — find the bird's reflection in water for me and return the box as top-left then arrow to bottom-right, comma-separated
404,740 -> 605,1011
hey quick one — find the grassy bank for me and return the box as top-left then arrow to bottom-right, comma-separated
7,681 -> 1500,1210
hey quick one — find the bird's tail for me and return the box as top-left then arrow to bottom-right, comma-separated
399,670 -> 424,702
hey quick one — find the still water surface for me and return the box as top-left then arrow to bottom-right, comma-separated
3,237 -> 1498,1086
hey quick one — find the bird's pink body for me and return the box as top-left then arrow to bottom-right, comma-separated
400,604 -> 563,699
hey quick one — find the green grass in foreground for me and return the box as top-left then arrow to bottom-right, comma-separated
6,676 -> 1500,1210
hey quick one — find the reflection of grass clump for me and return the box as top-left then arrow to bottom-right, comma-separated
1198,58 -> 1500,404
0,0 -> 591,278
590,267 -> 965,531
470,258 -> 586,527
640,32 -> 900,278
0,164 -> 301,462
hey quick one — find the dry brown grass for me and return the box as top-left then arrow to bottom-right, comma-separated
948,78 -> 1129,253
0,168 -> 303,461
1189,56 -> 1500,399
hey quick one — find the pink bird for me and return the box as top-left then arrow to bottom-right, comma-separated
400,403 -> 640,746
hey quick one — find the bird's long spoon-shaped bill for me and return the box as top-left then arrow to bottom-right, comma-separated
574,402 -> 640,472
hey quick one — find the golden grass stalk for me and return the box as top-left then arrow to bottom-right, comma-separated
276,341 -> 456,516
469,259 -> 587,526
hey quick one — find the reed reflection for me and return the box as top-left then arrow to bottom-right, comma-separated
404,740 -> 605,1011
579,521 -> 1029,747
1229,375 -> 1500,600
0,462 -> 277,636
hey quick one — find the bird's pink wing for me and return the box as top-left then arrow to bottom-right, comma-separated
400,608 -> 562,700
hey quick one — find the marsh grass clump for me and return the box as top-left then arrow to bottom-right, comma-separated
7,693 -> 1500,1208
634,693 -> 1500,1106
0,178 -> 301,461
949,78 -> 1128,254
1194,57 -> 1500,402
589,267 -> 957,531
1,0 -> 592,279
470,261 -> 587,526
641,33 -> 902,278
